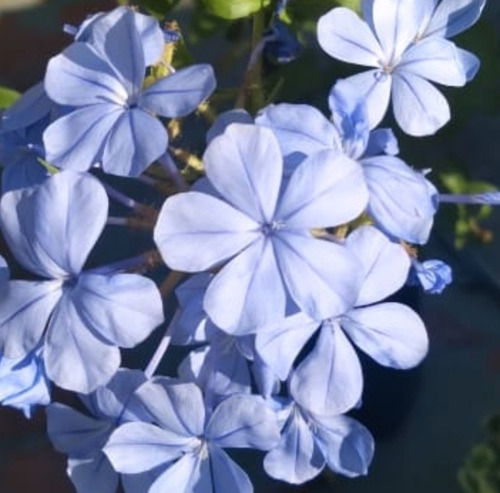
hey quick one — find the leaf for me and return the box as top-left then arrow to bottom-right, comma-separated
201,0 -> 271,20
0,87 -> 20,109
131,0 -> 182,18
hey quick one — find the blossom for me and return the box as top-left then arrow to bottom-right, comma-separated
317,0 -> 478,135
43,7 -> 216,177
104,379 -> 280,492
0,171 -> 164,392
409,258 -> 453,294
154,123 -> 368,334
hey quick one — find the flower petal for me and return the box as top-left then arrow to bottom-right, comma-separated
204,239 -> 286,334
45,293 -> 120,392
277,149 -> 368,228
290,321 -> 363,416
341,302 -> 428,369
0,281 -> 62,358
210,446 -> 253,493
1,171 -> 108,278
68,455 -> 118,493
425,0 -> 486,38
204,124 -> 282,223
391,71 -> 450,136
264,409 -> 325,484
44,104 -> 122,171
206,394 -> 280,450
73,273 -> 164,348
274,233 -> 362,321
397,38 -> 466,87
141,65 -> 216,118
345,225 -> 410,306
317,8 -> 382,67
154,192 -> 260,272
102,108 -> 167,177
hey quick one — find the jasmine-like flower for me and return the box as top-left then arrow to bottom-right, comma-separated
0,171 -> 164,393
43,7 -> 216,177
317,0 -> 480,135
104,379 -> 281,492
154,123 -> 369,334
409,258 -> 453,294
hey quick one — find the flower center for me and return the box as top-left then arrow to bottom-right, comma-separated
261,220 -> 285,236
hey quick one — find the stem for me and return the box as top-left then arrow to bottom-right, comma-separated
107,217 -> 128,226
439,192 -> 500,205
158,152 -> 189,192
87,249 -> 163,275
102,182 -> 138,209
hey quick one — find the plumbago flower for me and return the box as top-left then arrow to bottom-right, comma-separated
317,0 -> 483,135
47,370 -> 149,493
154,123 -> 369,334
43,7 -> 216,177
256,226 -> 428,416
0,171 -> 164,392
104,379 -> 281,492
256,81 -> 437,244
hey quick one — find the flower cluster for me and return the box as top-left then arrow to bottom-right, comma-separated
0,1 -> 489,491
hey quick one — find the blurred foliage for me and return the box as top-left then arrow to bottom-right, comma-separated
440,172 -> 497,249
119,0 -> 182,18
0,86 -> 20,109
459,415 -> 500,493
200,0 -> 271,20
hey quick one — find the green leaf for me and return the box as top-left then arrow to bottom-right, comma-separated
0,86 -> 20,109
201,0 -> 271,20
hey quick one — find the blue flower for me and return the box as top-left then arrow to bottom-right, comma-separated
104,380 -> 280,493
256,99 -> 437,244
0,171 -> 164,392
317,0 -> 479,135
43,8 -> 216,177
264,396 -> 374,484
47,370 -> 149,493
154,123 -> 369,334
409,258 -> 453,294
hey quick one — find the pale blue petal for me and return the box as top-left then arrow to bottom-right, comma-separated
425,0 -> 486,38
141,65 -> 216,118
206,394 -> 280,450
2,156 -> 48,194
72,273 -> 163,348
104,422 -> 189,473
0,280 -> 62,358
317,8 -> 382,67
397,38 -> 466,87
364,128 -> 399,156
341,302 -> 428,369
210,446 -> 253,493
204,239 -> 286,334
45,293 -> 120,393
1,82 -> 52,131
328,79 -> 370,159
255,312 -> 319,380
290,321 -> 363,416
84,368 -> 148,422
0,256 -> 8,281
91,8 -> 145,94
392,71 -> 450,136
44,43 -> 128,106
135,380 -> 205,437
206,109 -> 253,144
410,259 -> 453,294
313,414 -> 374,477
255,104 -> 340,161
345,225 -> 410,306
178,346 -> 209,385
102,108 -> 167,176
46,403 -> 113,456
149,453 -> 207,493
1,171 -> 108,277
154,192 -> 260,272
264,408 -> 325,484
252,355 -> 281,398
68,455 -> 118,493
372,0 -> 432,61
0,349 -> 50,417
362,156 -> 436,243
44,105 -> 122,171
274,233 -> 363,321
456,47 -> 480,81
344,70 -> 392,129
277,150 -> 368,228
75,7 -> 164,67
204,124 -> 282,223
